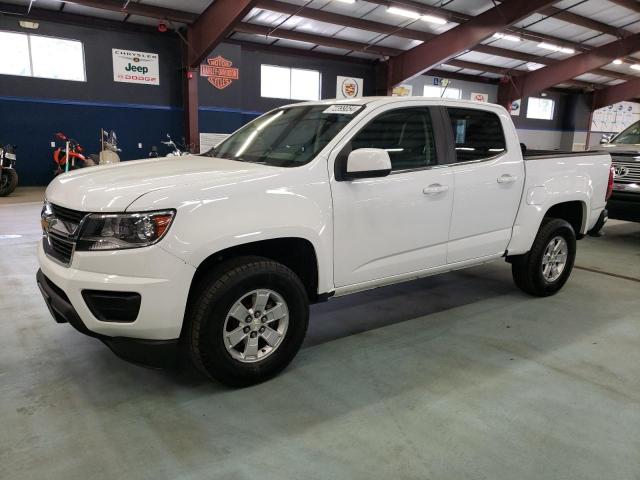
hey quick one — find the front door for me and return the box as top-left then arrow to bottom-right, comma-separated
330,105 -> 454,288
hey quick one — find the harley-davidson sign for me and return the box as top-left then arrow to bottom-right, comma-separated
200,56 -> 239,89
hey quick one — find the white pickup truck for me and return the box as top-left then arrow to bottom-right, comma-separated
37,97 -> 613,386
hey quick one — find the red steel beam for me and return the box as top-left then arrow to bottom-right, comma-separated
61,0 -> 197,23
254,0 -> 633,82
235,23 -> 402,57
387,0 -> 557,86
498,33 -> 640,107
188,0 -> 257,68
593,77 -> 640,109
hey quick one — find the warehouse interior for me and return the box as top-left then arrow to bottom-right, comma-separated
1,0 -> 639,478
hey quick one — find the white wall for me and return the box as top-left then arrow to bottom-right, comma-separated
399,74 -> 498,103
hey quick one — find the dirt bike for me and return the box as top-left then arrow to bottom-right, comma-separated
0,143 -> 18,196
52,132 -> 95,176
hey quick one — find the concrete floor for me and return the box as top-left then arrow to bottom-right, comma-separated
1,187 -> 639,480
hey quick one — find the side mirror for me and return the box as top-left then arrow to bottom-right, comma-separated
344,148 -> 392,180
600,133 -> 614,145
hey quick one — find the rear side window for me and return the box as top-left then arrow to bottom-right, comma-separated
350,107 -> 437,170
447,108 -> 506,162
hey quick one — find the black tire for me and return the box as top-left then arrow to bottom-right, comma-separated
0,169 -> 18,196
510,218 -> 576,297
186,256 -> 309,387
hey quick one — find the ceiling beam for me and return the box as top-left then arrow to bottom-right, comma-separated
541,6 -> 629,38
234,23 -> 402,57
387,0 -> 557,87
608,0 -> 640,14
60,0 -> 197,24
188,0 -> 257,68
498,33 -> 640,107
593,77 -> 640,108
365,0 -> 637,63
254,0 -> 633,83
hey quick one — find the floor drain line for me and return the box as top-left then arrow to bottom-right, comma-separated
575,266 -> 640,283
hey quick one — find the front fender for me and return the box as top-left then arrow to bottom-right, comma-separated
127,162 -> 334,294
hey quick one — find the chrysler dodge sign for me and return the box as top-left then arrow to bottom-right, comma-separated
112,49 -> 159,85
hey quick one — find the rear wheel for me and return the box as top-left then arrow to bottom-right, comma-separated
511,218 -> 576,297
186,257 -> 309,387
0,169 -> 18,196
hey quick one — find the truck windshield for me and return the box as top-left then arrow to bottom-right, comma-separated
612,121 -> 640,145
202,105 -> 362,167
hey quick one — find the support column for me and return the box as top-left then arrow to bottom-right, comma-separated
183,32 -> 199,153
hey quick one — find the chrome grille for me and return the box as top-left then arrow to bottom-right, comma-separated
612,155 -> 640,184
43,234 -> 75,265
42,203 -> 88,266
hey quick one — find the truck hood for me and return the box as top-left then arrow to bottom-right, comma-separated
45,155 -> 275,212
592,143 -> 640,155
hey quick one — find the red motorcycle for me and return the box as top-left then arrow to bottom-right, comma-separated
52,132 -> 95,175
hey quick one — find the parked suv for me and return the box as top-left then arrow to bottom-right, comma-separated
37,98 -> 612,386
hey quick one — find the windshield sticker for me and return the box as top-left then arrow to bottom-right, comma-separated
323,105 -> 362,115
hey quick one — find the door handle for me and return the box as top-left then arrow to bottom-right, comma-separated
497,174 -> 517,184
423,184 -> 449,195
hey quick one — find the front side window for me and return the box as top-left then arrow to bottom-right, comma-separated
204,105 -> 361,167
350,108 -> 437,170
447,107 -> 506,162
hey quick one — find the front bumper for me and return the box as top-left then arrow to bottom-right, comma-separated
37,270 -> 178,368
37,241 -> 196,367
607,192 -> 640,222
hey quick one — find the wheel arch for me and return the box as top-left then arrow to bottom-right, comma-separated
188,237 -> 321,304
543,200 -> 587,235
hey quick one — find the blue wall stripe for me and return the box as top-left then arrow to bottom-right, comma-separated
0,95 -> 263,116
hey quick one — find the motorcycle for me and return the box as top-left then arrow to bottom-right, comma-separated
0,143 -> 18,197
94,128 -> 121,165
52,132 -> 95,175
162,134 -> 190,157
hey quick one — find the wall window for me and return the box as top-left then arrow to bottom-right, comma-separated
423,85 -> 461,99
447,107 -> 506,162
350,108 -> 437,170
0,30 -> 85,81
261,65 -> 321,101
526,97 -> 555,120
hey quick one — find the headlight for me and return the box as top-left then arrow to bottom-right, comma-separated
76,210 -> 175,251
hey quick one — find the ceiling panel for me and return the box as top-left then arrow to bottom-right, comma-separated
373,36 -> 421,50
141,0 -> 211,14
331,26 -> 380,43
346,51 -> 382,60
312,45 -> 352,56
271,38 -> 316,49
229,32 -> 274,45
61,3 -> 127,21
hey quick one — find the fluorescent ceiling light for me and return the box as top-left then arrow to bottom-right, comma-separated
613,59 -> 623,65
631,64 -> 640,71
334,0 -> 355,3
386,6 -> 446,24
538,42 -> 575,54
421,14 -> 447,25
493,32 -> 520,42
387,6 -> 421,19
527,63 -> 543,71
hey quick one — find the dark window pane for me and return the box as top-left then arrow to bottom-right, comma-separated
351,108 -> 436,170
447,108 -> 506,162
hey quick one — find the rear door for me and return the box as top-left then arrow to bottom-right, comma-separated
445,106 -> 525,264
330,104 -> 454,288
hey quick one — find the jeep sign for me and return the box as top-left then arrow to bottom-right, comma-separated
112,49 -> 159,85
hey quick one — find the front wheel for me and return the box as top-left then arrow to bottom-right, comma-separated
0,169 -> 18,196
510,218 -> 576,297
186,257 -> 309,386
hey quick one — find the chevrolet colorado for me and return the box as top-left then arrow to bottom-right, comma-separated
37,97 -> 613,386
